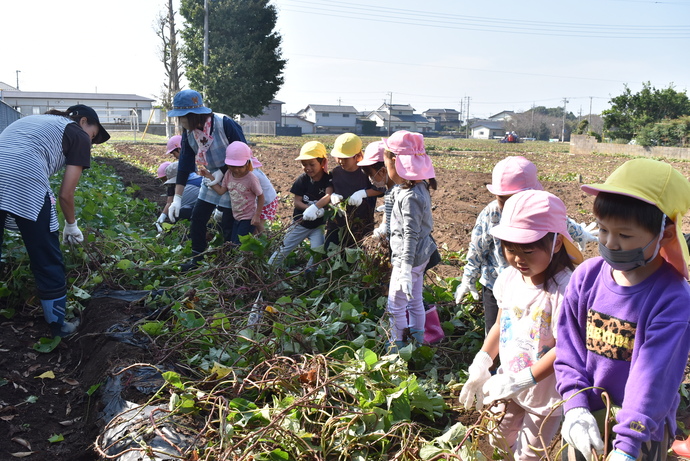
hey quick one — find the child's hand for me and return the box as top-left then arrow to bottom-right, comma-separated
251,214 -> 261,227
198,166 -> 212,178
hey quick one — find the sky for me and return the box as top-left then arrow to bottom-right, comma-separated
2,0 -> 689,119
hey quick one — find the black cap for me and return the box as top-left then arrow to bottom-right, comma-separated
67,104 -> 110,144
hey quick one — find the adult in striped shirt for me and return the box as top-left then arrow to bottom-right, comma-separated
0,104 -> 109,337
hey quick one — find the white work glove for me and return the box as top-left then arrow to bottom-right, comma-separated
454,279 -> 479,304
372,224 -> 387,239
302,204 -> 323,221
561,407 -> 604,461
394,263 -> 414,300
157,213 -> 167,224
482,367 -> 535,404
205,169 -> 224,187
376,204 -> 385,213
330,193 -> 344,205
62,220 -> 84,244
348,189 -> 368,207
608,449 -> 635,461
212,209 -> 223,222
458,351 -> 493,412
168,194 -> 183,223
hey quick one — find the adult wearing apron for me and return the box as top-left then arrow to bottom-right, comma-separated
166,89 -> 247,271
0,105 -> 110,337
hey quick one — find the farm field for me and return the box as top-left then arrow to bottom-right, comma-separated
1,135 -> 690,460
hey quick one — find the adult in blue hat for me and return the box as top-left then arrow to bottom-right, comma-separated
166,89 -> 247,271
0,104 -> 109,338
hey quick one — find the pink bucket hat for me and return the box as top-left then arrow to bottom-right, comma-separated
486,156 -> 543,195
490,190 -> 583,264
166,135 -> 182,155
251,156 -> 263,168
157,161 -> 172,179
225,141 -> 252,167
383,131 -> 435,181
358,141 -> 386,166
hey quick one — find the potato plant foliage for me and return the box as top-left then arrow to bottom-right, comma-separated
0,143 -> 492,460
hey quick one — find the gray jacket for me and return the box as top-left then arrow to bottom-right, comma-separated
389,182 -> 436,268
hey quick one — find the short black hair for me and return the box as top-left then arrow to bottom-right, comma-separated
593,192 -> 667,234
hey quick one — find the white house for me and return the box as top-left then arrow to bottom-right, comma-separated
296,104 -> 358,133
0,88 -> 157,126
282,114 -> 315,134
366,103 -> 434,133
470,120 -> 505,139
488,110 -> 514,122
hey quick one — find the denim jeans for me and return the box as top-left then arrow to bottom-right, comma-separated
230,219 -> 254,245
0,194 -> 66,300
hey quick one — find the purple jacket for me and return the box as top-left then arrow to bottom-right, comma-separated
555,257 -> 690,458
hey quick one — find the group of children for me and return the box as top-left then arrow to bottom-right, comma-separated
457,156 -> 690,461
158,93 -> 690,461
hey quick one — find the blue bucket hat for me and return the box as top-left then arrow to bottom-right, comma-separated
167,89 -> 212,117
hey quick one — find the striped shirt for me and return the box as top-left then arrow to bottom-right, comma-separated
0,114 -> 91,231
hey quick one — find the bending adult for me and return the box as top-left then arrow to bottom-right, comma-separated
0,104 -> 110,337
166,89 -> 247,270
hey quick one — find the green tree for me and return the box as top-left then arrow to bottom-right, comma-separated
602,82 -> 690,142
180,0 -> 286,117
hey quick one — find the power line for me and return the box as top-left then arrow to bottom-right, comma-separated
278,0 -> 690,38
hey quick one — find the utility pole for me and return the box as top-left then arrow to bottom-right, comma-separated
465,96 -> 471,138
15,70 -> 20,90
561,97 -> 569,142
203,0 -> 209,96
588,97 -> 593,128
387,92 -> 393,136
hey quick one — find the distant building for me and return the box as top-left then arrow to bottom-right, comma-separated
488,110 -> 514,122
282,114 -> 315,134
423,108 -> 461,131
237,99 -> 284,124
367,103 -> 434,133
296,104 -> 359,133
471,120 -> 505,139
0,86 -> 158,128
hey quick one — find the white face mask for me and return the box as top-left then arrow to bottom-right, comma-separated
371,168 -> 388,188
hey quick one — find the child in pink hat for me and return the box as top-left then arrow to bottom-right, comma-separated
166,135 -> 182,159
455,156 -> 598,335
199,141 -> 264,244
460,190 -> 582,461
358,141 -> 394,239
382,130 -> 437,350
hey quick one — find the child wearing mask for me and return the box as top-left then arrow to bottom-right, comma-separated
555,158 -> 690,461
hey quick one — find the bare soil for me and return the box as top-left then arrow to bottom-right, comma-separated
2,140 -> 689,460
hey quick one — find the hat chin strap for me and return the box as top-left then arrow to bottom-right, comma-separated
549,232 -> 557,262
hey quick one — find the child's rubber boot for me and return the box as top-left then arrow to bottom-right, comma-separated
41,296 -> 78,338
672,437 -> 690,460
409,328 -> 425,346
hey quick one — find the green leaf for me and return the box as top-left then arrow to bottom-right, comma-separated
48,433 -> 64,443
117,259 -> 135,270
163,371 -> 185,390
86,383 -> 102,396
33,336 -> 61,353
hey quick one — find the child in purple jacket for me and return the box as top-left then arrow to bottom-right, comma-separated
554,158 -> 690,461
